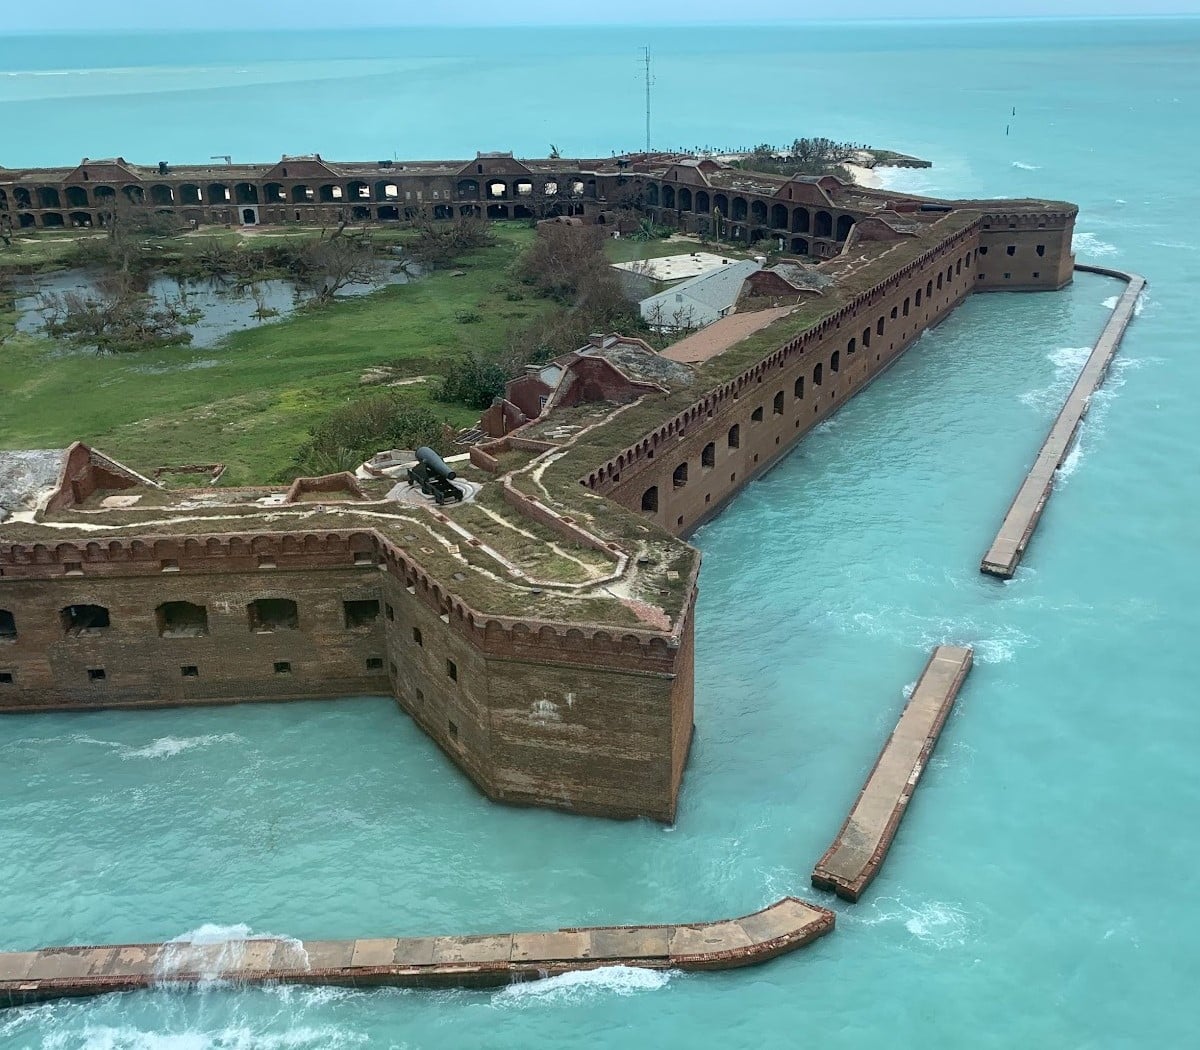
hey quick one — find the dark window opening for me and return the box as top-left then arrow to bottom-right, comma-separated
937,273 -> 943,289
751,406 -> 764,422
926,280 -> 933,298
343,599 -> 380,629
415,687 -> 425,702
64,562 -> 82,575
1033,271 -> 1040,279
1006,245 -> 1016,256
62,604 -> 110,635
446,658 -> 458,682
794,376 -> 804,399
0,671 -> 13,685
353,550 -> 375,566
673,462 -> 689,488
891,306 -> 898,320
773,391 -> 785,415
448,720 -> 459,742
903,297 -> 910,317
274,661 -> 292,675
161,559 -> 179,572
702,442 -> 715,468
1036,244 -> 1046,257
979,245 -> 988,255
87,668 -> 106,682
641,485 -> 659,513
156,601 -> 208,638
0,610 -> 15,641
181,665 -> 199,678
413,626 -> 424,646
831,351 -> 840,374
248,598 -> 298,632
915,289 -> 922,307
877,317 -> 884,336
1004,272 -> 1011,279
257,554 -> 276,569
813,362 -> 823,387
728,424 -> 741,449
366,657 -> 384,671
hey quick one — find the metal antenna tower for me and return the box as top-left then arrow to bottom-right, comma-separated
642,46 -> 652,152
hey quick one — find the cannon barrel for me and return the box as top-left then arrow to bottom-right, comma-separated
415,446 -> 456,481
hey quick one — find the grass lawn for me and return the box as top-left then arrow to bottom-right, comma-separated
0,224 -> 548,485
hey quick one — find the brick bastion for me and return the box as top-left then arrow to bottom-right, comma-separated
0,152 -> 1079,824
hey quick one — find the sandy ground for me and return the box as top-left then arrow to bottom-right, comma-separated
661,307 -> 794,365
842,162 -> 886,189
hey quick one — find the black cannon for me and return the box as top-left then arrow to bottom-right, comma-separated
406,446 -> 463,505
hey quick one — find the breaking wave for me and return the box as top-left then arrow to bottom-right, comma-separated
1011,160 -> 1039,170
70,733 -> 243,761
1018,346 -> 1093,411
1073,232 -> 1119,258
494,965 -> 673,1005
156,924 -> 309,984
855,896 -> 972,949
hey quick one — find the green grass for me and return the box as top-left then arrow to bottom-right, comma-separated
0,224 -> 548,485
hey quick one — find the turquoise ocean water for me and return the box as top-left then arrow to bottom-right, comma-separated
2,18 -> 1199,1048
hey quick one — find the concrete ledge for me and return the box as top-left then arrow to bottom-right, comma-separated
981,265 -> 1146,579
812,645 -> 973,902
0,898 -> 834,1008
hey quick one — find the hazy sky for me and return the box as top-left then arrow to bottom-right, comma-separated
6,0 -> 1200,31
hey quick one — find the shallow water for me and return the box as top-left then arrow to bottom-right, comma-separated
2,16 -> 1199,1049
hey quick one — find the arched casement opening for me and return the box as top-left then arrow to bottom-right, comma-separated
791,207 -> 809,233
177,184 -> 201,204
64,186 -> 89,207
123,185 -> 145,205
17,214 -> 35,228
61,604 -> 110,635
347,181 -> 370,201
773,391 -> 785,414
750,200 -> 767,225
835,214 -> 854,240
926,279 -> 933,298
457,178 -> 480,200
351,205 -> 371,221
831,350 -> 840,373
672,462 -> 689,489
37,187 -> 61,209
542,181 -> 558,197
662,184 -> 675,209
156,601 -> 208,638
814,210 -> 832,238
732,197 -> 748,221
695,190 -> 710,214
13,187 -> 32,208
291,184 -> 314,203
513,205 -> 534,219
262,182 -> 284,202
248,598 -> 298,632
318,184 -> 343,203
432,204 -> 453,220
713,193 -> 729,217
375,181 -> 399,201
702,442 -> 715,468
150,184 -> 174,205
0,188 -> 8,207
791,237 -> 809,255
641,485 -> 659,514
770,203 -> 788,229
42,212 -> 64,227
235,183 -> 259,205
513,179 -> 534,197
794,376 -> 804,399
0,608 -> 16,640
678,186 -> 693,211
378,205 -> 401,221
487,203 -> 509,219
812,362 -> 823,387
862,326 -> 871,349
847,336 -> 856,355
206,183 -> 230,205
69,211 -> 92,227
727,423 -> 740,448
486,179 -> 508,199
646,183 -> 660,207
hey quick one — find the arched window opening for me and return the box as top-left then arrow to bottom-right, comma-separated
794,376 -> 804,399
813,362 -> 823,387
673,462 -> 689,489
751,406 -> 764,422
831,350 -> 840,374
61,604 -> 110,636
773,391 -> 785,415
702,442 -> 715,468
728,424 -> 741,449
641,486 -> 659,513
863,327 -> 871,349
0,609 -> 16,640
156,602 -> 208,638
847,337 -> 856,355
248,598 -> 298,632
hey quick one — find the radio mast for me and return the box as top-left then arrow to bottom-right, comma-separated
643,46 -> 652,152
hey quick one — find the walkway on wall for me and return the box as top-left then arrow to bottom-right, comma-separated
812,646 -> 974,902
0,899 -> 834,1007
981,265 -> 1146,579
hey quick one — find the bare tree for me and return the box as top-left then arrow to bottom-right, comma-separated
301,231 -> 379,303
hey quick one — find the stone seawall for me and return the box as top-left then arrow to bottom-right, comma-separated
981,264 -> 1146,578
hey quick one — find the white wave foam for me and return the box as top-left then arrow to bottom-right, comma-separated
41,1022 -> 368,1049
1018,346 -> 1093,411
856,896 -> 971,949
1151,240 -> 1197,251
494,965 -> 672,1005
1102,295 -> 1119,310
123,734 -> 242,760
1011,160 -> 1039,170
1074,232 -> 1119,258
156,923 -> 308,983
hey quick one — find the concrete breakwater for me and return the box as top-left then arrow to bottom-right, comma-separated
812,646 -> 974,902
0,898 -> 834,1008
981,265 -> 1146,579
